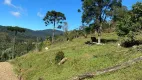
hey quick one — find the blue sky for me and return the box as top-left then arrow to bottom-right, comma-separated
0,0 -> 142,30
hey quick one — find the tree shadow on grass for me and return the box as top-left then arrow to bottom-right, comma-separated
100,39 -> 118,43
85,38 -> 118,46
90,37 -> 118,43
85,37 -> 118,45
121,40 -> 142,48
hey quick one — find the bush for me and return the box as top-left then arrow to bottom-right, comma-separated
121,40 -> 142,47
68,32 -> 75,41
137,45 -> 142,51
121,40 -> 134,47
91,37 -> 97,42
55,51 -> 65,64
38,42 -> 44,51
38,77 -> 44,80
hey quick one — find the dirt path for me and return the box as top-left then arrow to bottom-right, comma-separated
0,62 -> 18,80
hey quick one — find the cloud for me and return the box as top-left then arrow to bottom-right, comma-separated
4,0 -> 23,10
37,12 -> 44,18
4,0 -> 26,17
10,11 -> 21,17
4,0 -> 17,8
4,0 -> 11,5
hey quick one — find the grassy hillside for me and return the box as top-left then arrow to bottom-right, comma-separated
11,32 -> 142,80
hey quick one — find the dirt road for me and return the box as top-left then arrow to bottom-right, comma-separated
0,62 -> 18,80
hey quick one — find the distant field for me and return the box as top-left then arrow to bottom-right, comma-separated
11,32 -> 142,80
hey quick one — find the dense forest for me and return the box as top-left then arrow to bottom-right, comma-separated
0,25 -> 63,61
0,25 -> 63,39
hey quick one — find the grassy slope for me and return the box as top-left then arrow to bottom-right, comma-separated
11,32 -> 142,80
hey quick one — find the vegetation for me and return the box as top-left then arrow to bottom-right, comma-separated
0,1 -> 142,80
116,2 -> 142,47
7,26 -> 26,59
81,0 -> 122,44
55,51 -> 65,64
62,22 -> 69,41
0,25 -> 64,61
0,25 -> 63,39
43,10 -> 66,43
11,33 -> 142,80
0,26 -> 30,61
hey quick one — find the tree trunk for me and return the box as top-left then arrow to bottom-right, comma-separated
98,35 -> 101,44
84,33 -> 87,38
12,37 -> 15,59
98,8 -> 102,44
52,21 -> 55,43
97,26 -> 102,44
36,37 -> 39,52
58,57 -> 68,65
12,32 -> 16,59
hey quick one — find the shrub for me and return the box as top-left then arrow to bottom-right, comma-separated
121,40 -> 142,47
91,37 -> 97,42
68,32 -> 75,41
39,41 -> 46,51
55,51 -> 65,64
38,77 -> 44,80
121,40 -> 134,47
137,45 -> 142,51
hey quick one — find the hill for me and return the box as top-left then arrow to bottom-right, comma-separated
11,32 -> 142,80
0,25 -> 63,39
0,25 -> 63,62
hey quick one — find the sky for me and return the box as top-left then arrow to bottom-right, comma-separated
0,0 -> 142,30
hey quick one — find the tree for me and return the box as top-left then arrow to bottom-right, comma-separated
62,22 -> 69,40
116,12 -> 135,42
116,2 -> 142,46
78,9 -> 81,13
132,2 -> 142,30
43,10 -> 66,43
81,0 -> 122,44
7,26 -> 25,59
106,5 -> 128,30
0,33 -> 11,61
63,22 -> 68,33
111,6 -> 128,22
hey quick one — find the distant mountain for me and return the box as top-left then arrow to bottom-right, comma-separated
0,25 -> 63,40
23,28 -> 64,39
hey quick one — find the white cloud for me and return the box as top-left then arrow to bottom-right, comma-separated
4,0 -> 11,5
37,12 -> 44,18
4,0 -> 23,10
10,11 -> 21,17
4,0 -> 17,8
4,0 -> 26,17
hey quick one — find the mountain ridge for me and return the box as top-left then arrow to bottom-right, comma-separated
0,25 -> 63,39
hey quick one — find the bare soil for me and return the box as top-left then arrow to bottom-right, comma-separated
0,62 -> 18,80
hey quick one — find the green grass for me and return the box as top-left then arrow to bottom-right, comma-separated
11,32 -> 142,80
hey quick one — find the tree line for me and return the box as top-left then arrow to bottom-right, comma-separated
43,0 -> 142,45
